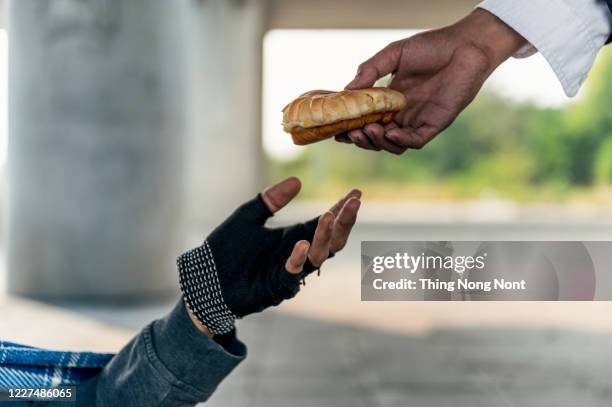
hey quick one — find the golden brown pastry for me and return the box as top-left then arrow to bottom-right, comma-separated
282,88 -> 407,145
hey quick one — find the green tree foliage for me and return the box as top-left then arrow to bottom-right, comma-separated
270,48 -> 612,201
594,137 -> 612,184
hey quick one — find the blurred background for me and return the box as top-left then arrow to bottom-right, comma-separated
1,0 -> 612,406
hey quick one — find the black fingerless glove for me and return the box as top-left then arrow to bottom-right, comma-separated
177,194 -> 324,335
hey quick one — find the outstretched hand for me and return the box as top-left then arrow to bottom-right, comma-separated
261,177 -> 360,273
338,9 -> 526,154
182,177 -> 361,335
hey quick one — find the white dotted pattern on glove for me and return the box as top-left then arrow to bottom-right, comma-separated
177,241 -> 237,335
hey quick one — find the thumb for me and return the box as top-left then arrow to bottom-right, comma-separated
261,176 -> 301,214
231,177 -> 302,226
346,41 -> 402,90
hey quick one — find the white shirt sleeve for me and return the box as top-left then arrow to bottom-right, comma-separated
478,0 -> 612,97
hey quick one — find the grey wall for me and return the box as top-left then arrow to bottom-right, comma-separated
183,0 -> 266,232
8,0 -> 189,300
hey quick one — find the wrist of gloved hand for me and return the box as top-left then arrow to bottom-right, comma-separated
178,241 -> 238,334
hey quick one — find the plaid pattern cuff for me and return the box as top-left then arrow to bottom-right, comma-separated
0,341 -> 113,390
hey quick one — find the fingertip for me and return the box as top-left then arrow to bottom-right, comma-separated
385,127 -> 402,137
284,176 -> 302,191
342,188 -> 361,202
262,177 -> 302,213
346,197 -> 361,211
345,74 -> 366,90
348,130 -> 379,150
345,80 -> 358,90
339,198 -> 361,223
346,70 -> 376,90
335,134 -> 353,144
347,129 -> 362,143
298,239 -> 310,255
286,240 -> 310,275
385,129 -> 406,144
346,83 -> 369,91
348,188 -> 362,199
364,123 -> 385,138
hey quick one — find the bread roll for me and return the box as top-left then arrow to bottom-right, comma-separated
282,88 -> 407,145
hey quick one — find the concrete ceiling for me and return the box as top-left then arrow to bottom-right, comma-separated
265,0 -> 480,30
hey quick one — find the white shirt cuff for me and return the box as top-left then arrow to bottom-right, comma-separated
478,0 -> 612,97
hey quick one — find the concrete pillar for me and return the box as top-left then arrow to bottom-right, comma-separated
8,0 -> 189,300
184,0 -> 266,231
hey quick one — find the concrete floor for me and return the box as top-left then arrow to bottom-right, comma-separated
56,301 -> 612,407
2,217 -> 612,405
208,313 -> 612,407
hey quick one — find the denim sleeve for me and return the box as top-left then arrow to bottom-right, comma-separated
74,299 -> 247,406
